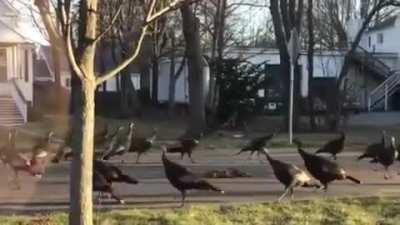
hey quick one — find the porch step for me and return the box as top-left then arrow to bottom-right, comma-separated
0,96 -> 24,127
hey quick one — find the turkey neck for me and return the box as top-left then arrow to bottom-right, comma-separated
125,126 -> 135,149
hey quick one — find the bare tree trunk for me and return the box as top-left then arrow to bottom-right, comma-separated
181,3 -> 206,136
331,1 -> 388,130
70,80 -> 95,225
152,58 -> 159,104
140,64 -> 151,104
307,0 -> 316,130
270,0 -> 291,130
123,69 -> 142,116
207,0 -> 226,126
168,37 -> 176,117
120,73 -> 130,116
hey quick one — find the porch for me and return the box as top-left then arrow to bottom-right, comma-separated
0,43 -> 34,127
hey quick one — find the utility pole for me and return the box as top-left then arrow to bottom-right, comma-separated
287,28 -> 300,144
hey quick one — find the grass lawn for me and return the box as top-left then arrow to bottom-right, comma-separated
3,197 -> 400,225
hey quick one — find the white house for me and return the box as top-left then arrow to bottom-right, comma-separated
355,15 -> 400,111
0,0 -> 47,127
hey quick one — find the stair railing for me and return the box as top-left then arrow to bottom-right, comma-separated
10,78 -> 28,122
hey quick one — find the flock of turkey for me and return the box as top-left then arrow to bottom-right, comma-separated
0,123 -> 399,206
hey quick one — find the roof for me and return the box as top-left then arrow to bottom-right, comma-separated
0,0 -> 48,45
368,16 -> 397,32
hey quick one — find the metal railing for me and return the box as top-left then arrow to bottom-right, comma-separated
368,72 -> 400,111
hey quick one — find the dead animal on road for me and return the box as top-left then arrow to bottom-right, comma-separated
202,168 -> 252,178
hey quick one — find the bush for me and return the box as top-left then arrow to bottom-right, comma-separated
212,58 -> 268,126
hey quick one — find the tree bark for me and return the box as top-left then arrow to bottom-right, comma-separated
181,3 -> 206,136
70,80 -> 95,225
270,0 -> 291,130
307,0 -> 316,130
168,51 -> 176,117
331,1 -> 390,130
151,58 -> 159,104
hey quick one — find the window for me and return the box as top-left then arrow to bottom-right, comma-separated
65,78 -> 71,87
368,36 -> 371,48
377,33 -> 384,44
0,49 -> 6,82
24,50 -> 29,82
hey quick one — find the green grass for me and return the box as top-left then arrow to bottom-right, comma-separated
4,197 -> 400,225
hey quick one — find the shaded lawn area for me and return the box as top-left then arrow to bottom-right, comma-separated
2,113 -> 400,153
4,197 -> 400,225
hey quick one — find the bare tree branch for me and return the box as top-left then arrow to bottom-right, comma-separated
96,0 -> 196,85
93,5 -> 122,43
66,22 -> 85,79
146,0 -> 198,23
96,24 -> 148,85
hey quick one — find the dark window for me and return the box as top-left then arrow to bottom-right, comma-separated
0,49 -> 6,82
368,36 -> 371,48
65,78 -> 71,87
24,50 -> 29,82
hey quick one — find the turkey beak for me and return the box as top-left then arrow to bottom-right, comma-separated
34,174 -> 43,179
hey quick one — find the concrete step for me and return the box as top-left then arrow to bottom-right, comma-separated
0,97 -> 24,127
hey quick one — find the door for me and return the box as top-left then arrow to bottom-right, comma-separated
0,49 -> 7,82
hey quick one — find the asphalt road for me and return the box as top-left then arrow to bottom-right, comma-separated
1,148 -> 400,213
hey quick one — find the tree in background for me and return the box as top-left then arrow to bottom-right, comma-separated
180,2 -> 207,136
306,0 -> 316,130
215,58 -> 266,127
269,0 -> 304,130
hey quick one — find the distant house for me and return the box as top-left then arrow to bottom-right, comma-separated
355,15 -> 400,111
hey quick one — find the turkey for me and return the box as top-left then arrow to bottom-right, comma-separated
94,124 -> 110,146
294,139 -> 361,191
0,129 -> 16,164
51,146 -> 73,163
52,125 -> 119,163
166,138 -> 199,163
234,132 -> 276,159
102,122 -> 135,161
93,170 -> 125,204
315,132 -> 345,160
161,146 -> 224,206
94,160 -> 138,184
262,149 -> 320,201
32,131 -> 54,153
129,128 -> 158,163
1,130 -> 49,189
375,136 -> 398,179
93,159 -> 138,204
358,130 -> 386,168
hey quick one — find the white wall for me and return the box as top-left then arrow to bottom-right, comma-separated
365,27 -> 400,54
158,57 -> 189,103
224,49 -> 345,97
